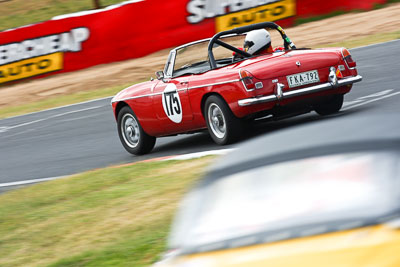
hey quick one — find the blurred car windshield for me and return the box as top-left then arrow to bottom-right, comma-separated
169,152 -> 400,250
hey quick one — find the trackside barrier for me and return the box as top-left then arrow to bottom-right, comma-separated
0,0 -> 386,84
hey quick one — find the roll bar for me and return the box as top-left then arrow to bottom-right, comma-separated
207,22 -> 296,69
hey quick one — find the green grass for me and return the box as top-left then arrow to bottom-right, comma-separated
0,157 -> 214,267
0,0 -> 125,31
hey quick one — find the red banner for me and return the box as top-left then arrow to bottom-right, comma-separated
0,0 -> 386,84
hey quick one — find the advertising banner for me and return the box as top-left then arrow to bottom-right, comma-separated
0,0 -> 386,84
186,0 -> 296,32
214,0 -> 296,32
0,27 -> 88,83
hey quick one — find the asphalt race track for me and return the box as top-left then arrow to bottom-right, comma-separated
0,40 -> 399,192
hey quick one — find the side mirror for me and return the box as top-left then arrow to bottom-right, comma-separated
155,71 -> 164,80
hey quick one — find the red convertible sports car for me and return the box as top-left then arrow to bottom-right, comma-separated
111,22 -> 362,155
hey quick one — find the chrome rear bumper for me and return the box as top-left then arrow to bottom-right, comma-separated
238,74 -> 362,107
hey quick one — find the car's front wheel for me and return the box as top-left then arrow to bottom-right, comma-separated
314,94 -> 344,116
117,106 -> 156,155
205,95 -> 243,145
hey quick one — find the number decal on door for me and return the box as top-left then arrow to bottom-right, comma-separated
162,83 -> 183,123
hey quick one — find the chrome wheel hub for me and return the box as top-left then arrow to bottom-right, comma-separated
121,113 -> 140,148
208,103 -> 226,139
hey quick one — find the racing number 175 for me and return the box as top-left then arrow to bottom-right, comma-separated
164,91 -> 181,116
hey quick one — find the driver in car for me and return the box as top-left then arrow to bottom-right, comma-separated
244,29 -> 284,55
233,29 -> 284,60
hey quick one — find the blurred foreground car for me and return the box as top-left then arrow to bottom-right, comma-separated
154,115 -> 400,267
111,22 -> 362,155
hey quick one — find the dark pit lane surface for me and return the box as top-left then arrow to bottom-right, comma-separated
0,39 -> 399,192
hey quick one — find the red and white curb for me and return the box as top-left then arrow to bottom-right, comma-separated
0,149 -> 234,189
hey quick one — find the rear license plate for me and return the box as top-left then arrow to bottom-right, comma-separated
287,70 -> 320,88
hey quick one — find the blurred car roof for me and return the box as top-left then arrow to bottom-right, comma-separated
209,113 -> 400,177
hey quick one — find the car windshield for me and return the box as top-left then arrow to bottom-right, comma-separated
171,35 -> 248,78
173,40 -> 210,77
169,152 -> 400,251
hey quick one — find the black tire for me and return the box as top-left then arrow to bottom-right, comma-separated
204,95 -> 243,145
117,106 -> 156,155
314,94 -> 344,116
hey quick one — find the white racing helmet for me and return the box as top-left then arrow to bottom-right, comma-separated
244,29 -> 271,55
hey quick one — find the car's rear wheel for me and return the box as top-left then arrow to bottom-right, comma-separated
205,95 -> 243,145
314,94 -> 344,116
117,106 -> 156,155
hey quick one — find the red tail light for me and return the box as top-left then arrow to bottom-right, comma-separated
239,69 -> 255,91
342,48 -> 356,68
336,68 -> 343,78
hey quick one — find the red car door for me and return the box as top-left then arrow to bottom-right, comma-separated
152,76 -> 194,134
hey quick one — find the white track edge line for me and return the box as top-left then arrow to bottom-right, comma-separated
4,105 -> 102,130
0,176 -> 69,188
342,91 -> 400,111
3,96 -> 113,120
351,39 -> 400,50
